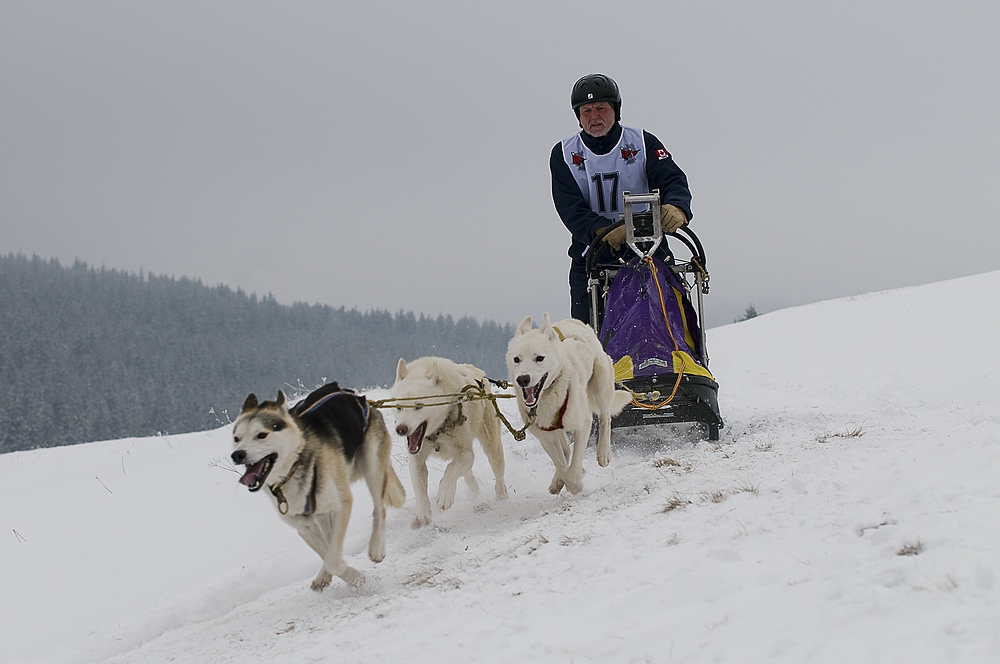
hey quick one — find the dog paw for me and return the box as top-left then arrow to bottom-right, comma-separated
412,513 -> 432,529
596,440 -> 612,467
495,482 -> 509,501
436,489 -> 456,511
369,543 -> 386,563
564,473 -> 584,495
340,567 -> 364,588
548,475 -> 565,495
311,571 -> 333,591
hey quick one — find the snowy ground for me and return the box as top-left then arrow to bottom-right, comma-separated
3,271 -> 1000,663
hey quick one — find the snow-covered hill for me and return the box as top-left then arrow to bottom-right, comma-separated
3,272 -> 1000,663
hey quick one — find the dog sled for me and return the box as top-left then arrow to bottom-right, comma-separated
586,191 -> 723,441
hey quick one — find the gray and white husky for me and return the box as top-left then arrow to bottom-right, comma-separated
231,384 -> 405,591
506,314 -> 631,495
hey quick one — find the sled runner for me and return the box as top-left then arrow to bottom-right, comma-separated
586,191 -> 723,441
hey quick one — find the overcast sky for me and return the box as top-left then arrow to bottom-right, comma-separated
2,1 -> 998,327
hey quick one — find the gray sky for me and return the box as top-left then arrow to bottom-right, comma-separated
3,1 -> 998,328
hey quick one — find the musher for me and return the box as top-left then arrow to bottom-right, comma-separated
550,73 -> 694,324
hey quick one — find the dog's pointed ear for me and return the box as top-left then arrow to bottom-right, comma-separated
426,359 -> 441,386
396,357 -> 408,381
515,315 -> 533,337
540,313 -> 559,341
241,393 -> 258,413
276,390 -> 286,408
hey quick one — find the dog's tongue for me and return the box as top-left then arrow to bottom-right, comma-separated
522,384 -> 539,407
239,457 -> 269,487
407,422 -> 427,454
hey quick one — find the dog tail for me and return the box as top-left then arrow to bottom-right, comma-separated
383,465 -> 406,509
611,389 -> 632,417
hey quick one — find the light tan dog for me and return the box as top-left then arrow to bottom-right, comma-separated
506,314 -> 631,494
390,357 -> 508,527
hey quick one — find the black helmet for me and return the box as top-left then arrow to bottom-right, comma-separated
571,73 -> 621,121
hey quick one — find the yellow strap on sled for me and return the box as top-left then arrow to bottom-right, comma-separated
672,287 -> 698,353
673,350 -> 714,380
613,355 -> 634,382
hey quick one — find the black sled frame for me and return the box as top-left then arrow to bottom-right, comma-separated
586,191 -> 723,441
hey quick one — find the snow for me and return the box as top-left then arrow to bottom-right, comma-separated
3,270 -> 1000,663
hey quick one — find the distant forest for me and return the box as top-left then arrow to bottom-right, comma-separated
0,254 -> 514,453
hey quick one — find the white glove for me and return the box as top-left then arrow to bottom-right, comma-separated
660,204 -> 688,233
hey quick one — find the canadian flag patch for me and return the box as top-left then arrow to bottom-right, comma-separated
655,148 -> 671,160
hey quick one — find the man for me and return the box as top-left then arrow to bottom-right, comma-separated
550,73 -> 693,323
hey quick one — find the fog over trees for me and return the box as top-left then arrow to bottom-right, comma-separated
0,254 -> 513,453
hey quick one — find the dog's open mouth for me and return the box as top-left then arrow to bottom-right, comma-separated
406,421 -> 427,455
521,373 -> 548,409
239,453 -> 278,492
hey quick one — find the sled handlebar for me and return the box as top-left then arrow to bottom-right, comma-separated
586,222 -> 708,276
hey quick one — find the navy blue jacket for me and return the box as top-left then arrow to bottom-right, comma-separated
550,123 -> 692,264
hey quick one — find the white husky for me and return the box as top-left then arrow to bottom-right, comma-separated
506,313 -> 632,495
390,357 -> 508,527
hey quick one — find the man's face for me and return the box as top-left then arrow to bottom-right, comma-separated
578,101 -> 615,138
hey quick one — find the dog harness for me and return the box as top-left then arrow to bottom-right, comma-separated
531,326 -> 570,431
293,386 -> 370,432
425,402 -> 467,447
268,456 -> 317,516
537,391 -> 571,432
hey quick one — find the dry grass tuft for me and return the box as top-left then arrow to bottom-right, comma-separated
404,568 -> 462,589
817,426 -> 865,444
208,456 -> 241,475
404,570 -> 438,587
897,541 -> 924,556
705,489 -> 729,504
662,493 -> 691,513
503,533 -> 549,557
